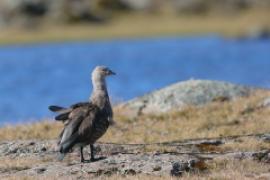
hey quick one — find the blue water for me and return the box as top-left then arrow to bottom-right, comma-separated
0,36 -> 270,125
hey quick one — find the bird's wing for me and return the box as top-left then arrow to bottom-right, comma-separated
78,104 -> 99,135
70,102 -> 90,109
48,102 -> 90,121
58,104 -> 99,153
59,108 -> 86,145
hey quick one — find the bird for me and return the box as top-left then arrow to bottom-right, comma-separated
49,66 -> 116,163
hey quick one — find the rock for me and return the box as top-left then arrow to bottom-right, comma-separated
256,173 -> 270,179
153,166 -> 162,171
171,0 -> 209,14
35,167 -> 47,174
199,140 -> 224,146
241,26 -> 270,40
48,0 -> 107,23
120,0 -> 154,10
250,150 -> 270,162
97,0 -> 161,12
0,0 -> 48,27
0,0 -> 107,27
259,97 -> 270,108
171,162 -> 186,177
260,134 -> 270,143
118,80 -> 254,116
221,150 -> 270,162
20,0 -> 48,17
123,168 -> 137,175
170,160 -> 202,177
172,0 -> 270,15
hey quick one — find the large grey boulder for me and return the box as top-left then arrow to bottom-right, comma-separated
119,80 -> 255,115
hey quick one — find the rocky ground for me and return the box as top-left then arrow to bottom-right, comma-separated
0,134 -> 270,179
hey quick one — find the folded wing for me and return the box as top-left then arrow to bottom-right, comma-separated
58,103 -> 99,154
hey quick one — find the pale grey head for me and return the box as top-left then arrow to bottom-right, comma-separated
91,66 -> 116,103
92,66 -> 116,82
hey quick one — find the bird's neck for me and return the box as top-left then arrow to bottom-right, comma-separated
92,77 -> 107,92
90,77 -> 110,108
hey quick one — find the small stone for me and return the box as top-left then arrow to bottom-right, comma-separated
124,169 -> 136,175
171,162 -> 189,177
41,147 -> 47,152
35,167 -> 46,174
261,134 -> 270,143
108,159 -> 117,164
29,142 -> 35,146
259,97 -> 270,108
71,170 -> 78,174
200,140 -> 224,146
153,166 -> 162,171
10,147 -> 18,154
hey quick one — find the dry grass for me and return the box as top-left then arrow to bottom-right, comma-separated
104,90 -> 270,144
0,121 -> 62,141
1,90 -> 270,145
0,157 -> 42,173
221,137 -> 270,152
0,8 -> 270,45
202,159 -> 270,180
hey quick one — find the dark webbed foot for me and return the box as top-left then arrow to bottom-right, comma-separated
81,159 -> 91,163
91,157 -> 106,162
89,144 -> 106,162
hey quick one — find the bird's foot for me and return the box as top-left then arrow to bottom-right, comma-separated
80,156 -> 106,163
81,159 -> 91,163
90,156 -> 106,162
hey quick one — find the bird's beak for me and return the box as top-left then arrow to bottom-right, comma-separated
108,70 -> 116,75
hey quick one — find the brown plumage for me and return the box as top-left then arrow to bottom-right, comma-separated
49,66 -> 115,162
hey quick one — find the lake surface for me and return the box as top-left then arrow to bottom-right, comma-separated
0,36 -> 270,125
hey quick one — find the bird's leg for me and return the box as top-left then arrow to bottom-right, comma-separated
90,144 -> 96,162
80,147 -> 85,163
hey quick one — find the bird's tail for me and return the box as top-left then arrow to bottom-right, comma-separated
57,153 -> 66,161
60,133 -> 79,153
57,134 -> 78,161
49,105 -> 66,112
49,105 -> 72,121
55,112 -> 70,121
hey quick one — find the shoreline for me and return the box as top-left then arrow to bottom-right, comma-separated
0,9 -> 270,45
